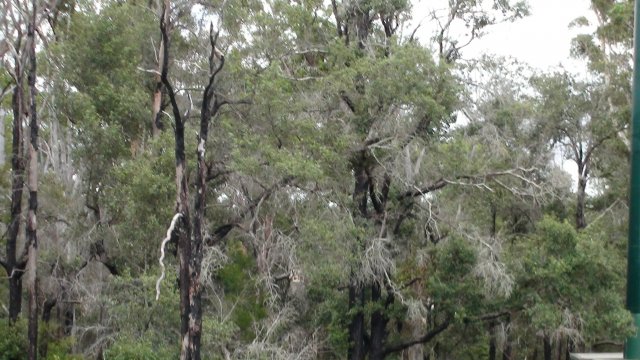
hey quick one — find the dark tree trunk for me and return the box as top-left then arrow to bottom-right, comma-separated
544,336 -> 552,360
576,176 -> 587,229
370,283 -> 387,360
159,3 -> 193,357
184,37 -> 223,360
565,338 -> 574,360
576,160 -> 588,230
26,2 -> 39,357
40,298 -> 56,359
348,153 -> 370,360
348,284 -> 366,360
6,59 -> 26,325
160,4 -> 228,358
8,277 -> 23,322
489,323 -> 497,360
502,335 -> 512,360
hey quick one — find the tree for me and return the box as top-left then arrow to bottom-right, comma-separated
157,1 -> 247,357
532,72 -> 621,230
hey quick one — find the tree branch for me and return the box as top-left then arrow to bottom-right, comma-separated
159,1 -> 182,127
383,317 -> 451,355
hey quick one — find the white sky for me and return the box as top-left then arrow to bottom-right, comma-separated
412,0 -> 595,71
409,0 -> 598,189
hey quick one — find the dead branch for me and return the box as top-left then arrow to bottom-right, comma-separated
156,213 -> 182,301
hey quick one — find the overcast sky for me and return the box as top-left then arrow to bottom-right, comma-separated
412,0 -> 595,70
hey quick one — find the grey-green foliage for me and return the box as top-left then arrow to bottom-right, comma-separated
0,0 -> 635,358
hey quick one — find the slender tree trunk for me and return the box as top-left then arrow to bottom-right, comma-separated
41,298 -> 56,359
576,163 -> 587,229
184,53 -> 220,360
7,63 -> 26,324
544,336 -> 552,360
151,38 -> 164,137
565,338 -> 574,360
556,338 -> 563,360
26,2 -> 39,357
160,4 -> 229,358
349,155 -> 369,360
489,323 -> 497,360
370,283 -> 386,360
576,177 -> 587,229
502,320 -> 512,360
175,101 -> 192,360
348,284 -> 366,360
159,3 -> 193,357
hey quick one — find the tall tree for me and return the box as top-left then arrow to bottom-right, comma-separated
25,0 -> 39,357
158,1 -> 244,358
532,73 -> 621,229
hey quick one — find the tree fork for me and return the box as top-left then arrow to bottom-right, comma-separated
160,3 -> 232,358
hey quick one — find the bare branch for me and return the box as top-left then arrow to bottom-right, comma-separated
156,213 -> 182,301
383,317 -> 451,355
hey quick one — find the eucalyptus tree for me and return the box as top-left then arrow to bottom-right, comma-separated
571,0 -> 633,203
532,73 -> 621,230
0,0 -> 52,330
227,0 -> 538,358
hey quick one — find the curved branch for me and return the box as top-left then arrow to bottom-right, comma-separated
383,317 -> 451,355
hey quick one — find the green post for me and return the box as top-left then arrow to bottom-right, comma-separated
627,1 -> 640,358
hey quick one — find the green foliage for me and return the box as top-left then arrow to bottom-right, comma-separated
0,320 -> 80,360
427,237 -> 484,316
103,132 -> 176,271
218,241 -> 267,340
0,320 -> 27,360
104,335 -> 177,360
510,216 -> 631,344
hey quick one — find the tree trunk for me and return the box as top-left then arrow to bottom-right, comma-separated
348,283 -> 366,360
576,177 -> 587,229
565,338 -> 574,360
40,298 -> 56,359
183,52 -> 220,360
502,334 -> 512,360
544,336 -> 552,360
370,283 -> 387,360
576,161 -> 588,229
26,2 -> 39,357
160,4 -> 229,358
151,38 -> 164,137
6,61 -> 26,325
489,323 -> 497,360
349,155 -> 369,360
176,109 -> 192,360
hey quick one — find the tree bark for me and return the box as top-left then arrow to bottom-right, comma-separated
159,3 -> 193,357
6,57 -> 26,325
40,298 -> 56,359
544,336 -> 552,360
576,175 -> 587,229
348,153 -> 369,360
160,4 -> 228,358
348,283 -> 366,360
369,283 -> 385,360
151,37 -> 164,137
489,323 -> 497,360
26,1 -> 39,357
502,318 -> 512,360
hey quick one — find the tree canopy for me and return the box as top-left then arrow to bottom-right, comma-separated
0,0 -> 635,359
